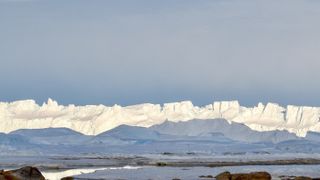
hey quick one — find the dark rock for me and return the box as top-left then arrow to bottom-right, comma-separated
248,172 -> 272,180
0,166 -> 45,180
215,171 -> 271,180
199,175 -> 214,178
295,177 -> 312,180
61,177 -> 74,180
156,162 -> 167,166
215,171 -> 232,180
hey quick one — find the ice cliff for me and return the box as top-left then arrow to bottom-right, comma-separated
0,98 -> 319,136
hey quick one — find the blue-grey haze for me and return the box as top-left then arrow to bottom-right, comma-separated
0,0 -> 319,106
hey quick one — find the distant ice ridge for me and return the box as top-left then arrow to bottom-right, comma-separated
0,98 -> 319,137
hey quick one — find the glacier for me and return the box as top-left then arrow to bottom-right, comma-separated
0,98 -> 319,137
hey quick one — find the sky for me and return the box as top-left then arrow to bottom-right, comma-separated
0,0 -> 320,107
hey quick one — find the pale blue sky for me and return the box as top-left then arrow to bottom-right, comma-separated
0,0 -> 320,106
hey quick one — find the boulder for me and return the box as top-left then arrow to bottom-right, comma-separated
215,171 -> 271,180
0,166 -> 45,180
215,171 -> 232,180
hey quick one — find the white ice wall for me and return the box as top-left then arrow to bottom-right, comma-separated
0,98 -> 319,136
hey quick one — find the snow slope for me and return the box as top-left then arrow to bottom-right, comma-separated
0,99 -> 319,136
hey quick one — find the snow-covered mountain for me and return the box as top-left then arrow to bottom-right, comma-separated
0,99 -> 320,136
151,119 -> 299,143
0,118 -> 319,156
10,128 -> 91,145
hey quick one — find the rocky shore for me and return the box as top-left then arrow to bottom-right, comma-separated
1,166 -> 320,180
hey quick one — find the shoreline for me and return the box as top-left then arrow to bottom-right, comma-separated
2,156 -> 320,170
